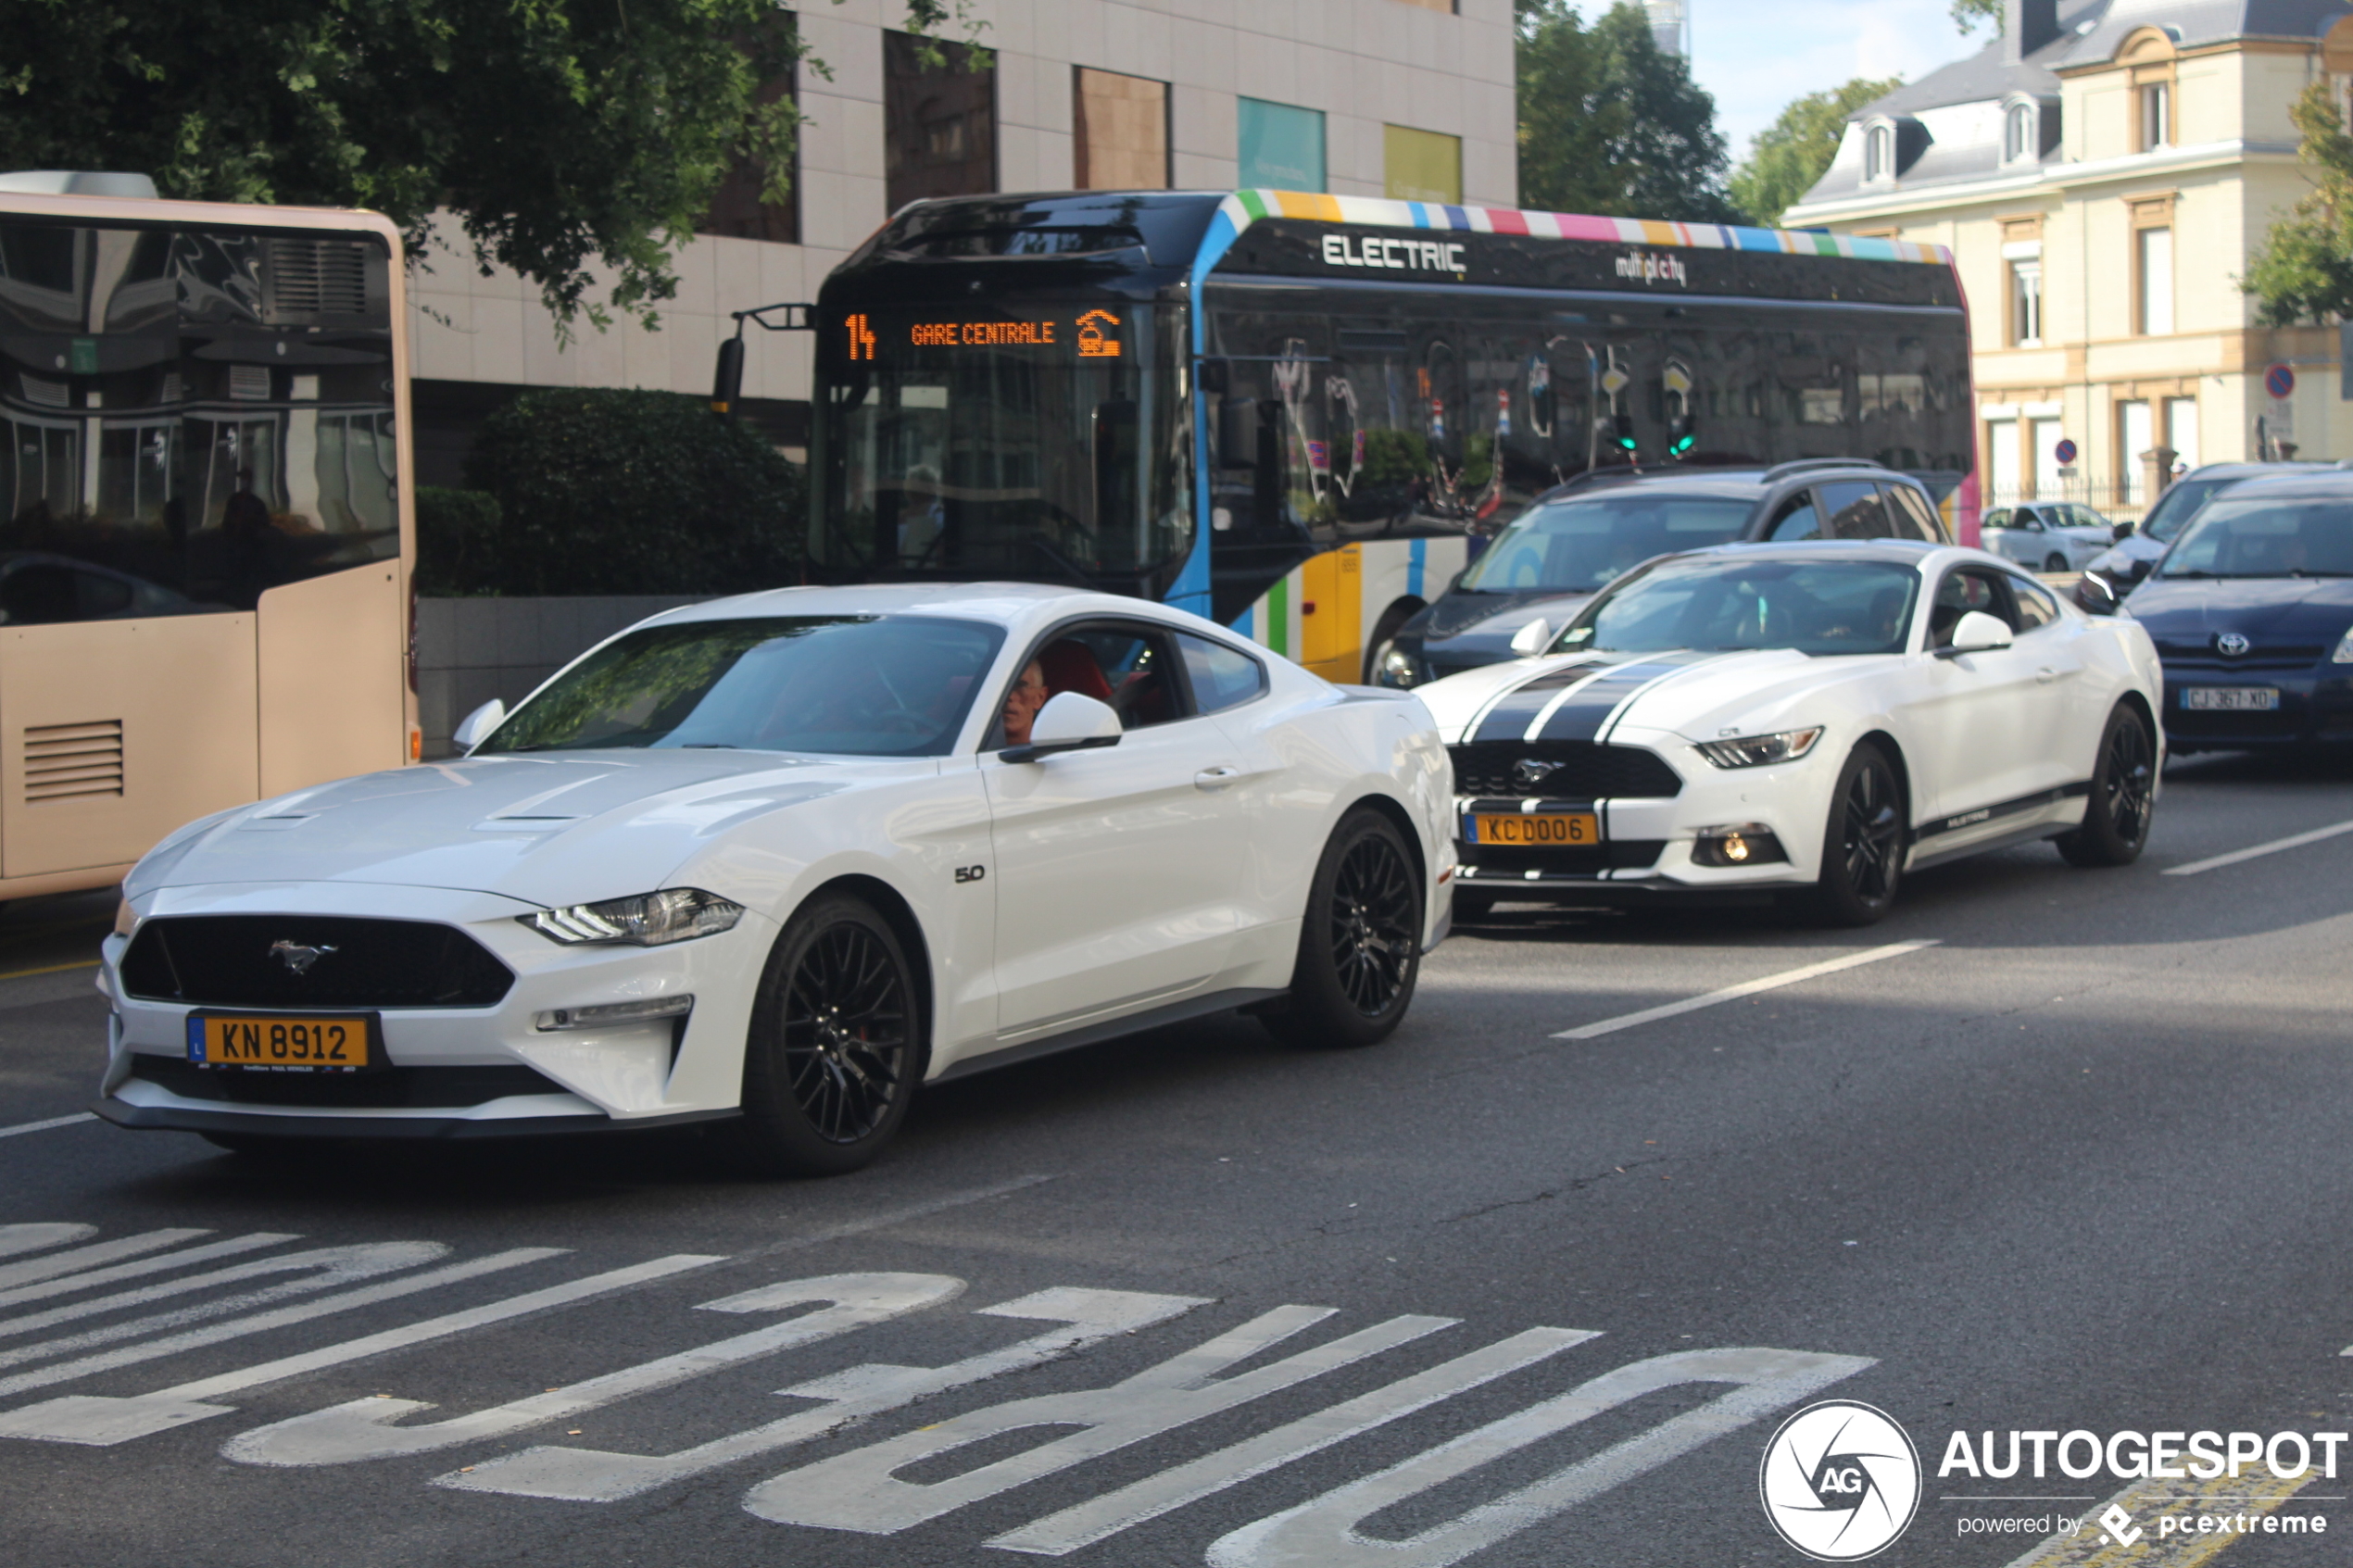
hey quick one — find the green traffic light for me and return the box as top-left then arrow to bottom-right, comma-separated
1671,434 -> 1695,455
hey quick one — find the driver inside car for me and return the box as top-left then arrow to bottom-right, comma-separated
1000,658 -> 1050,746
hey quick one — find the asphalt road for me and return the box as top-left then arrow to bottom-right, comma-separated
3,749 -> 2350,1568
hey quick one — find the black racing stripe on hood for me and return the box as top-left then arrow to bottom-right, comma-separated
1533,651 -> 1719,742
1469,662 -> 1606,744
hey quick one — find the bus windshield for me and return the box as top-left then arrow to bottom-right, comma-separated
812,305 -> 1189,596
1457,493 -> 1753,595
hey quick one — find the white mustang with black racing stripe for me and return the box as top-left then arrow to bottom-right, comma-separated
1415,541 -> 2166,923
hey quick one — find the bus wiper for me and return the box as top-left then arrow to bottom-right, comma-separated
1029,537 -> 1104,592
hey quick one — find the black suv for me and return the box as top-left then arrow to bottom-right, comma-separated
1372,460 -> 1951,688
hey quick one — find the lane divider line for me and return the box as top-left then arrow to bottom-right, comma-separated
1551,939 -> 1942,1041
0,960 -> 98,984
0,1114 -> 97,1142
2163,817 -> 2353,877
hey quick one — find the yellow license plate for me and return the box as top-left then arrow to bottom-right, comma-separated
187,1013 -> 373,1072
1472,811 -> 1601,847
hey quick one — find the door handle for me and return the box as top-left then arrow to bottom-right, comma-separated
1194,765 -> 1242,791
2036,667 -> 2060,684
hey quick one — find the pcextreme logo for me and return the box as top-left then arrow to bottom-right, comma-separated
1760,1400 -> 1923,1561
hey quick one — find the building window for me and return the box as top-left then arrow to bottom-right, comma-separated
697,17 -> 799,244
2140,82 -> 2172,150
1864,123 -> 1894,182
1075,69 -> 1169,189
2135,226 -> 2173,335
1238,98 -> 1326,192
2119,399 -> 2153,504
2005,103 -> 2036,163
884,31 -> 996,210
1984,415 -> 2020,506
2007,258 -> 2043,346
2165,396 -> 2198,473
1383,125 -> 1463,204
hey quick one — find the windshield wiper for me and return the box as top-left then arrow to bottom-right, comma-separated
680,743 -> 739,748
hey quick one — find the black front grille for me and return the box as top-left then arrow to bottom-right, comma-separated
1459,841 -> 1667,876
1448,740 -> 1684,800
121,916 -> 514,1009
130,1055 -> 563,1109
2156,642 -> 2325,667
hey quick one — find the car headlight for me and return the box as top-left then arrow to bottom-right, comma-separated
2334,627 -> 2353,664
114,897 -> 136,938
1694,726 -> 1825,770
1378,646 -> 1427,687
522,888 -> 745,947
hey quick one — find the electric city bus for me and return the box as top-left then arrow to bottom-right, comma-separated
0,178 -> 415,902
805,189 -> 1976,684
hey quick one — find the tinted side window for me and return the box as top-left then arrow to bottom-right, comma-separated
1886,484 -> 1946,542
1819,480 -> 1892,539
2010,576 -> 2059,632
1982,508 -> 2011,529
1177,632 -> 1267,715
1042,623 -> 1184,732
1766,492 -> 1822,542
1927,566 -> 2020,646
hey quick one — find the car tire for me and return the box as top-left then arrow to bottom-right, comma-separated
1263,809 -> 1423,1049
2044,553 -> 2069,573
724,892 -> 922,1177
1811,741 -> 1905,926
2057,704 -> 2156,868
1452,887 -> 1498,923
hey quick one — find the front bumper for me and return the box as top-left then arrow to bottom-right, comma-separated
99,881 -> 774,1139
2159,664 -> 2353,750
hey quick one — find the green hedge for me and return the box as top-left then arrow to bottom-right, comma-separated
427,388 -> 805,596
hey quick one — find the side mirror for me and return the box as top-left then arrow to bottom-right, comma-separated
2111,520 -> 2135,542
1002,691 -> 1122,763
1508,619 -> 1554,657
2074,573 -> 2121,616
1937,610 -> 2015,658
452,698 -> 506,752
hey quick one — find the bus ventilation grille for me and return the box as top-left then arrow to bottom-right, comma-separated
25,721 -> 124,803
265,238 -> 370,321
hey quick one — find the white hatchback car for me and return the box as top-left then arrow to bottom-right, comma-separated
1980,502 -> 2116,574
1416,542 -> 2164,924
97,585 -> 1453,1173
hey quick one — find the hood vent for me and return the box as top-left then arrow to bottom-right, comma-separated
25,720 -> 124,802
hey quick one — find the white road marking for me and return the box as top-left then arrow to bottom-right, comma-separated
990,1326 -> 1601,1556
0,1113 -> 96,1140
0,1224 -> 96,1261
441,1287 -> 1205,1503
224,1272 -> 966,1468
0,1250 -> 713,1446
0,1228 -> 215,1294
1204,1347 -> 1874,1568
0,1233 -> 299,1311
1552,939 -> 1942,1040
747,1307 -> 1456,1535
2162,816 -> 2353,877
0,1248 -> 561,1420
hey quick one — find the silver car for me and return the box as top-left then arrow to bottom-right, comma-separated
1981,503 -> 2115,573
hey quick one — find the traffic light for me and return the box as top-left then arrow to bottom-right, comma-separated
1614,413 -> 1637,454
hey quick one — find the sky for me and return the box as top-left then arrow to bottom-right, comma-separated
1680,0 -> 1993,167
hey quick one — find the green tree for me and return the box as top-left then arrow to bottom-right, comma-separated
1728,76 -> 1903,228
0,0 -> 981,331
2245,82 -> 2353,325
1951,0 -> 1999,30
1516,0 -> 1740,224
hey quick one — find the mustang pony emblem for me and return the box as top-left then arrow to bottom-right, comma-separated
1513,759 -> 1565,789
269,940 -> 337,975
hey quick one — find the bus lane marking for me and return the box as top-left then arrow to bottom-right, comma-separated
1552,939 -> 1941,1040
224,1272 -> 967,1468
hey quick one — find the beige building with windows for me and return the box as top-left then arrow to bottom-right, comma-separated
1782,0 -> 2353,521
405,0 -> 1517,480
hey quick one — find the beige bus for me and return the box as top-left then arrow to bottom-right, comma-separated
0,177 -> 415,902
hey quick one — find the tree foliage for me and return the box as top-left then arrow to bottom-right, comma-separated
2246,82 -> 2353,325
1728,76 -> 1903,228
1516,0 -> 1740,224
1951,0 -> 2000,30
0,0 -> 978,330
459,389 -> 804,596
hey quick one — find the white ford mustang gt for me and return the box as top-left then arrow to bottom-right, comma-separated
1418,541 -> 2165,924
97,584 -> 1453,1173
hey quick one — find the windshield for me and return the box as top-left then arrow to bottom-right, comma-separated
480,615 -> 1005,756
812,304 -> 1189,594
1459,494 -> 1753,595
1557,557 -> 1919,656
2137,478 -> 2233,544
2158,497 -> 2353,579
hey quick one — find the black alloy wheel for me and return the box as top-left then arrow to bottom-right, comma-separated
1265,809 -> 1423,1048
2058,705 -> 2156,867
1812,742 -> 1905,926
728,893 -> 921,1176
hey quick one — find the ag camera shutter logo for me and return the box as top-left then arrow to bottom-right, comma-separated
1759,1400 -> 1921,1560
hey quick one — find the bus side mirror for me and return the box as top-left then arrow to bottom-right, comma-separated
711,337 -> 744,416
1093,399 -> 1138,530
1218,398 -> 1258,468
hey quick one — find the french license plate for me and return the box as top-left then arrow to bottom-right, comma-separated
2182,687 -> 2279,711
1470,811 -> 1602,847
186,1013 -> 373,1072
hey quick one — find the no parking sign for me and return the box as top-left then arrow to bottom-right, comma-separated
2265,363 -> 2296,399
2054,437 -> 2078,465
